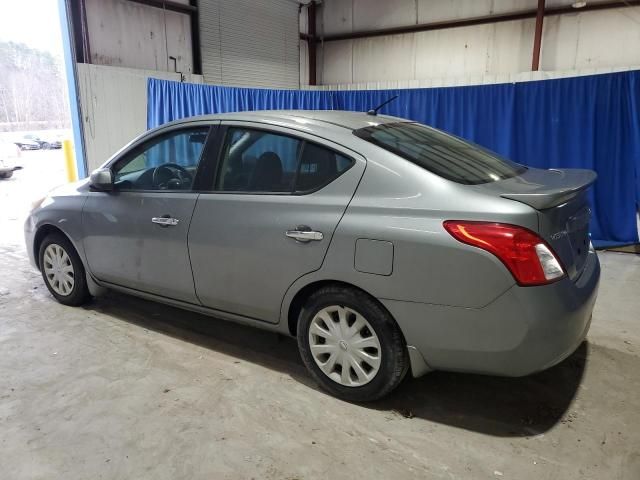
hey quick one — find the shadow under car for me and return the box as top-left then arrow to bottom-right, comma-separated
85,291 -> 587,437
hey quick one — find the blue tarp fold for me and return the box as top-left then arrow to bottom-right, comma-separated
147,71 -> 640,246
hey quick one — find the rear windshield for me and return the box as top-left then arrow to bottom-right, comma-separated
354,122 -> 526,185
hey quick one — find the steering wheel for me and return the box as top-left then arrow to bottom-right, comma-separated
152,163 -> 193,190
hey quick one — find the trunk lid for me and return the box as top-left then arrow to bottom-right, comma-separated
477,167 -> 596,281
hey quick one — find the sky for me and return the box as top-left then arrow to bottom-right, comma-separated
0,0 -> 64,56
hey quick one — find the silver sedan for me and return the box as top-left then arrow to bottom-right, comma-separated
25,110 -> 600,401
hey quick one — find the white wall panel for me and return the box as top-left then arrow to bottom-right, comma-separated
85,0 -> 193,73
353,34 -> 416,82
320,0 -> 354,35
319,0 -> 581,35
323,19 -> 535,84
314,2 -> 640,86
76,64 -> 203,171
353,0 -> 417,31
308,65 -> 640,91
542,9 -> 640,71
321,40 -> 354,84
413,24 -> 494,79
417,0 -> 536,22
199,0 -> 300,88
487,19 -> 535,73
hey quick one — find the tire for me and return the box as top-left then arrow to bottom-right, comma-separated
38,233 -> 91,306
0,171 -> 12,179
297,285 -> 409,402
42,142 -> 50,150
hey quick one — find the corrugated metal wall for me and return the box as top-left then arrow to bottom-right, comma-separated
199,0 -> 300,88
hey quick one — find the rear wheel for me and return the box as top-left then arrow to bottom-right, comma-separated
297,285 -> 409,402
38,233 -> 91,306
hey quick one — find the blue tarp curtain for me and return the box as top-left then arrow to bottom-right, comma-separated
147,72 -> 640,246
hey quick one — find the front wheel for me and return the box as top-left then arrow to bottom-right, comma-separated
297,285 -> 409,402
38,233 -> 91,306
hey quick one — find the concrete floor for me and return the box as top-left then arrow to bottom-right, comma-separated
1,151 -> 639,480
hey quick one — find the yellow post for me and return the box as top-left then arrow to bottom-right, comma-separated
63,139 -> 77,183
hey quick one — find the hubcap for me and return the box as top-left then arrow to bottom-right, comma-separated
43,244 -> 75,296
308,305 -> 382,387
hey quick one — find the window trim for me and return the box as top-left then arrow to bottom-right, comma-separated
109,125 -> 214,194
210,125 -> 356,196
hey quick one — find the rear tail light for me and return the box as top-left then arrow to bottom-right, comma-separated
443,221 -> 565,286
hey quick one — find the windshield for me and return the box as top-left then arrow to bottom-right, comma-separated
354,122 -> 526,185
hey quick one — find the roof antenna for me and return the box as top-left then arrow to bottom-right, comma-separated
367,95 -> 399,116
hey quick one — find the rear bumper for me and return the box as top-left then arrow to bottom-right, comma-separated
383,250 -> 600,377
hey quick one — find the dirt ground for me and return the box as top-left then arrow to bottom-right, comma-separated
1,151 -> 639,479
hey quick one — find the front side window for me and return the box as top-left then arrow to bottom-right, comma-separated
216,127 -> 354,193
113,128 -> 209,191
354,122 -> 526,185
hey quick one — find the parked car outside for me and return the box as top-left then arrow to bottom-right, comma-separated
14,137 -> 40,151
23,133 -> 63,150
24,110 -> 600,401
0,140 -> 22,179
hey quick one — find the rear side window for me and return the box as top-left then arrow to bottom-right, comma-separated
354,122 -> 526,185
216,127 -> 354,193
217,128 -> 301,192
295,142 -> 353,193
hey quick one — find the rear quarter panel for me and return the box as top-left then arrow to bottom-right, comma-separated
282,142 -> 540,314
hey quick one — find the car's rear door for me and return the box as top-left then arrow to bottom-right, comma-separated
188,122 -> 366,323
82,123 -> 218,303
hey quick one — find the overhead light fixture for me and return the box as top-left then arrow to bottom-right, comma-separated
572,1 -> 587,7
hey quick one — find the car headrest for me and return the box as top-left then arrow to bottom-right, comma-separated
250,151 -> 283,190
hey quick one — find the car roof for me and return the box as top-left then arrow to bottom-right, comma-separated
163,110 -> 408,132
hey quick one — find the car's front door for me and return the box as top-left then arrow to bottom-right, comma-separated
188,123 -> 366,323
82,125 -> 215,303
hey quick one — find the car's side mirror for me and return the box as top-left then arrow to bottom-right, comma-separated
89,168 -> 114,191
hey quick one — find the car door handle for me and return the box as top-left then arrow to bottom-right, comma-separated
152,216 -> 179,227
286,226 -> 323,243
